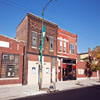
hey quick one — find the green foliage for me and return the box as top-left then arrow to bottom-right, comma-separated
91,63 -> 98,71
97,63 -> 100,71
91,47 -> 100,71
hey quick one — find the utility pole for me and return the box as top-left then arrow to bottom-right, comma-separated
39,0 -> 56,90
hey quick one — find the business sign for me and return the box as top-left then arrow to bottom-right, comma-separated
32,67 -> 36,74
0,41 -> 9,48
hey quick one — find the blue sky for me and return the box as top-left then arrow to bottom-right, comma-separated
0,0 -> 100,53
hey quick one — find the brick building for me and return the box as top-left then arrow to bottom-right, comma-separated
77,50 -> 98,79
0,34 -> 24,85
15,13 -> 58,86
57,28 -> 77,81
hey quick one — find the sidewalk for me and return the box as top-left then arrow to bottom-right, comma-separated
0,85 -> 46,100
56,78 -> 100,91
0,78 -> 100,100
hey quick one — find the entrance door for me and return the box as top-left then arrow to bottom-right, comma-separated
67,65 -> 73,80
28,61 -> 38,85
42,62 -> 51,86
62,65 -> 74,80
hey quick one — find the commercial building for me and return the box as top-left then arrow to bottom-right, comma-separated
0,34 -> 24,85
57,28 -> 77,81
15,13 -> 58,86
0,13 -> 78,86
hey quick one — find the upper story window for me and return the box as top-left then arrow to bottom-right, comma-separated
32,31 -> 37,47
60,40 -> 62,52
64,41 -> 66,53
69,43 -> 75,54
50,37 -> 53,50
39,34 -> 42,46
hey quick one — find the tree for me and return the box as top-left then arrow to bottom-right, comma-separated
91,47 -> 100,82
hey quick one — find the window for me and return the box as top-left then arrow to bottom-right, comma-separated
39,34 -> 42,46
60,40 -> 62,52
50,37 -> 53,50
69,43 -> 75,54
32,31 -> 37,47
9,55 -> 15,61
32,67 -> 36,74
6,65 -> 15,77
2,54 -> 15,61
46,68 -> 49,74
3,54 -> 9,60
78,69 -> 84,75
64,41 -> 66,53
1,54 -> 19,78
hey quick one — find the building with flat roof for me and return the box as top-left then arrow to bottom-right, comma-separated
57,28 -> 77,81
0,34 -> 24,85
15,13 -> 58,86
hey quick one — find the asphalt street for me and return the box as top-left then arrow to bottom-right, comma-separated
14,85 -> 100,100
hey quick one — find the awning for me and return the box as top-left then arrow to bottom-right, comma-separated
62,63 -> 67,68
72,65 -> 76,69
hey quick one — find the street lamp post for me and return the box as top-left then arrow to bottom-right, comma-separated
39,0 -> 55,90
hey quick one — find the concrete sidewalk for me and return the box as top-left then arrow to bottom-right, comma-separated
0,78 -> 100,100
56,78 -> 100,91
0,85 -> 47,100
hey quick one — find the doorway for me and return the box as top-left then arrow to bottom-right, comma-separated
63,65 -> 75,80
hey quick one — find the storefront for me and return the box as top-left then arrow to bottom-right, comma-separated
57,58 -> 76,81
62,59 -> 76,80
0,35 -> 24,85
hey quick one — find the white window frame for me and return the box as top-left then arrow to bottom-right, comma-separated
60,40 -> 62,52
64,41 -> 66,53
69,43 -> 75,54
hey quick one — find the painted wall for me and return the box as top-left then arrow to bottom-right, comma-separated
27,54 -> 51,86
57,28 -> 77,59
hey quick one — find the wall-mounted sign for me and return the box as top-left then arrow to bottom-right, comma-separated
0,41 -> 9,48
32,67 -> 36,74
46,68 -> 49,74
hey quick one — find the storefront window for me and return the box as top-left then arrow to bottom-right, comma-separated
6,65 -> 15,77
1,53 -> 19,78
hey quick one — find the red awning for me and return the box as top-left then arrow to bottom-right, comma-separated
62,63 -> 66,68
72,65 -> 76,69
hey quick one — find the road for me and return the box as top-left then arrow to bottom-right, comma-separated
14,85 -> 100,100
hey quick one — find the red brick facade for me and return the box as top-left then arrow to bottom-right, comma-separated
57,28 -> 77,59
76,61 -> 97,79
0,35 -> 24,85
57,28 -> 77,81
76,62 -> 86,78
16,13 -> 58,85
